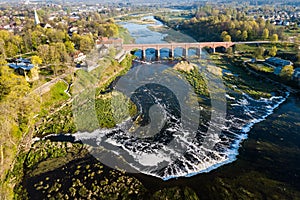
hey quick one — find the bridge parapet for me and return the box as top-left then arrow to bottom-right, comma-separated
122,41 -> 276,59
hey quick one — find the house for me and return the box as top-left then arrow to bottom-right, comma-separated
73,51 -> 86,63
8,61 -> 34,75
95,37 -> 123,49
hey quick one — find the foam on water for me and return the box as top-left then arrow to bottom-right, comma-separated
67,90 -> 287,180
34,82 -> 289,181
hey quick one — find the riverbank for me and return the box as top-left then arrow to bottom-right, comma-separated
147,25 -> 196,43
15,13 -> 300,199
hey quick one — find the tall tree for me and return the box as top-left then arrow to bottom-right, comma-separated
270,34 -> 278,43
242,30 -> 248,41
262,28 -> 269,40
254,47 -> 265,59
79,35 -> 94,53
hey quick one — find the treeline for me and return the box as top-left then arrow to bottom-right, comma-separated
0,12 -> 121,66
155,6 -> 285,42
0,9 -> 124,197
0,64 -> 39,198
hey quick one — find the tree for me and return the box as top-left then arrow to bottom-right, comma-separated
242,30 -> 248,41
254,47 -> 265,59
223,34 -> 231,42
52,42 -> 70,63
0,65 -> 38,190
235,30 -> 242,40
31,30 -> 43,50
71,33 -> 81,49
0,66 -> 30,100
279,65 -> 294,80
31,55 -> 42,66
269,46 -> 277,57
37,44 -> 50,64
262,28 -> 269,40
5,42 -> 18,58
270,34 -> 278,43
27,66 -> 39,81
65,41 -> 75,54
0,39 -> 5,58
79,35 -> 94,53
226,47 -> 233,54
221,31 -> 228,39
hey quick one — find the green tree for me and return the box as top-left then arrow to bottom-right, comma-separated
226,47 -> 233,54
262,28 -> 269,40
242,30 -> 248,41
280,65 -> 294,80
221,31 -> 228,39
64,41 -> 75,54
5,42 -> 18,58
71,33 -> 81,49
52,42 -> 70,63
31,55 -> 43,66
0,30 -> 10,41
269,46 -> 277,57
79,35 -> 94,53
270,34 -> 278,43
223,34 -> 231,42
11,35 -> 23,52
31,30 -> 43,50
235,30 -> 242,40
254,47 -> 265,59
37,44 -> 50,64
0,65 -> 38,196
0,39 -> 5,58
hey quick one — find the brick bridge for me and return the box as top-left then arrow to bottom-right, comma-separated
122,41 -> 271,58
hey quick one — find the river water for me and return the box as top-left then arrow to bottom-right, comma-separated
63,16 -> 299,185
109,16 -> 299,197
26,14 -> 300,198
119,16 -> 197,60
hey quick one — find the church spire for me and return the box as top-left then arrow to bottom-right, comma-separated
34,9 -> 40,25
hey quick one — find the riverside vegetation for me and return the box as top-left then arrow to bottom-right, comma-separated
2,3 -> 300,199
0,5 -> 137,197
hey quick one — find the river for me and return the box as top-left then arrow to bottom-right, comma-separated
112,15 -> 300,197
71,15 -> 296,180
30,15 -> 300,198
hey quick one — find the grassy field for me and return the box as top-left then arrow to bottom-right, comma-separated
211,54 -> 277,99
40,81 -> 69,114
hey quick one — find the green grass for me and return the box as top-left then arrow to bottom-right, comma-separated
212,55 -> 276,99
38,55 -> 136,134
248,63 -> 274,73
35,104 -> 76,136
235,43 -> 297,54
41,81 -> 69,110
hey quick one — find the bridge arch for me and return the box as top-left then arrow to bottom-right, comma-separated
122,42 -> 236,59
160,47 -> 172,59
173,47 -> 187,58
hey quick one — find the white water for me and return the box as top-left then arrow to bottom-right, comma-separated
67,84 -> 289,180
35,15 -> 290,180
